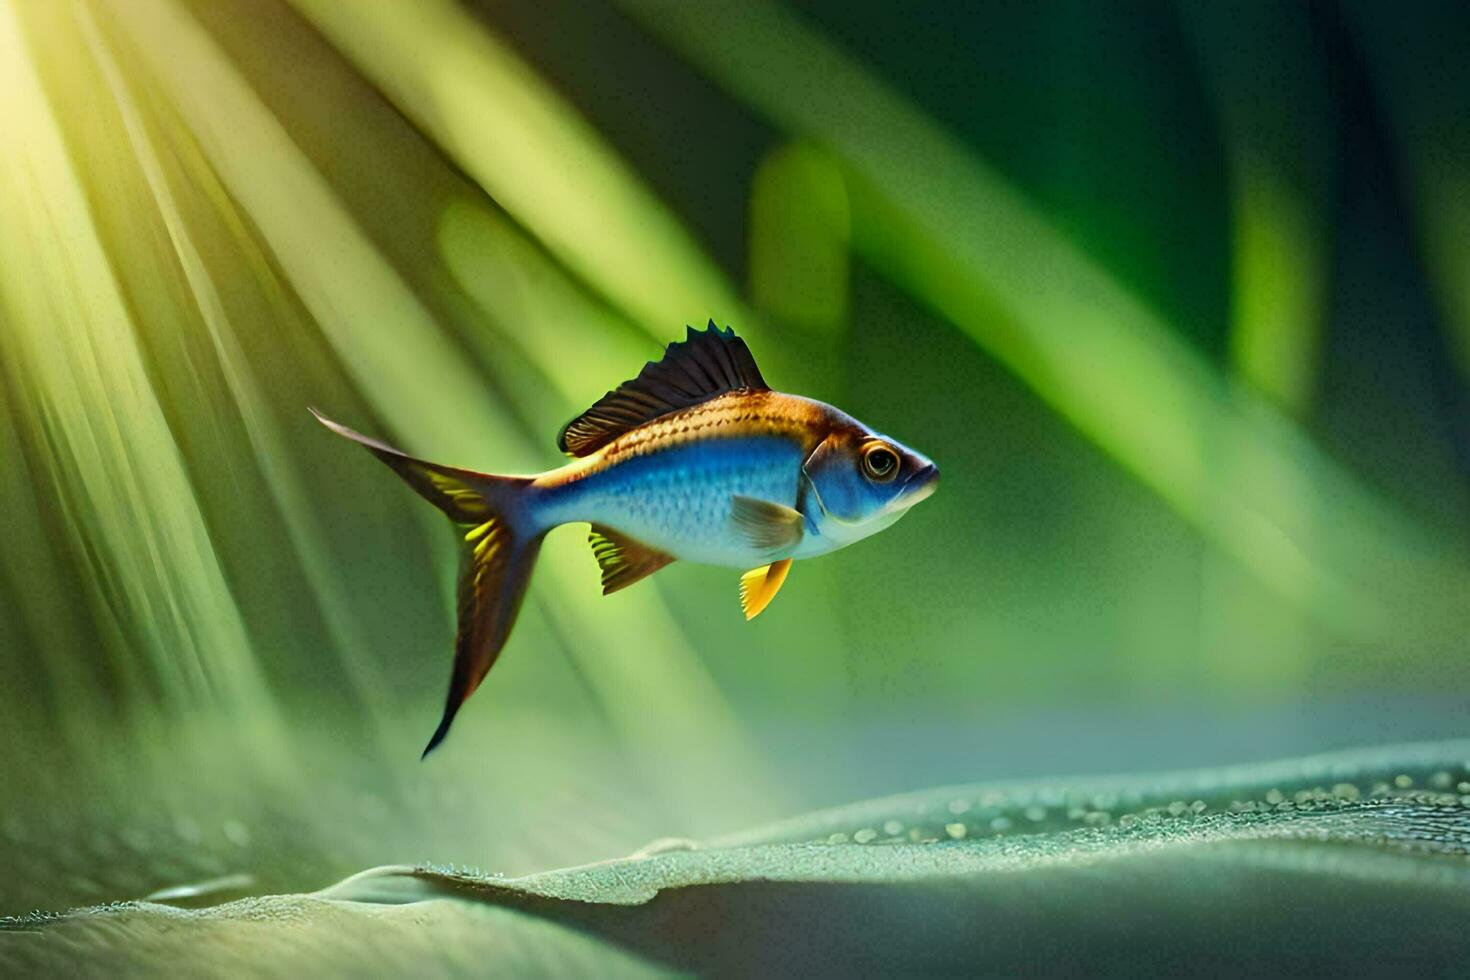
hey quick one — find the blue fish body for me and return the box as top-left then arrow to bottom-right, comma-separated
315,324 -> 938,753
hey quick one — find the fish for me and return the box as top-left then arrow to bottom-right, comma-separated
313,322 -> 939,755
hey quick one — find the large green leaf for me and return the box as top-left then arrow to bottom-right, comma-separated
7,741 -> 1470,975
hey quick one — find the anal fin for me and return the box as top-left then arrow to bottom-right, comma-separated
589,524 -> 675,594
739,558 -> 793,620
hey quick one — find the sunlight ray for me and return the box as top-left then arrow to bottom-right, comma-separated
93,0 -> 775,822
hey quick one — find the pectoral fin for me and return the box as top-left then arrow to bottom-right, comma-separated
730,495 -> 804,554
588,524 -> 675,594
739,558 -> 793,620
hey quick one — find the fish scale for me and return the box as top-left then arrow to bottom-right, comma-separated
541,431 -> 808,568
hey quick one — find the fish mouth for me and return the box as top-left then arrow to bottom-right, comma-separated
901,462 -> 940,506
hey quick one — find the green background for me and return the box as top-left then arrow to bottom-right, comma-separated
1,0 -> 1467,918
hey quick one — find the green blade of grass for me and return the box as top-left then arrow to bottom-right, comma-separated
285,0 -> 743,341
619,0 -> 1470,652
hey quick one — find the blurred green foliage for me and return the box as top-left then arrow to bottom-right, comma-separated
0,0 -> 1467,920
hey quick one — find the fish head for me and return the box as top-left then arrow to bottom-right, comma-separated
801,420 -> 939,537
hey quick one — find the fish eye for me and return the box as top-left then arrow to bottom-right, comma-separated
862,443 -> 900,482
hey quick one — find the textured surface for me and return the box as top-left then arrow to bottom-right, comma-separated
6,741 -> 1470,976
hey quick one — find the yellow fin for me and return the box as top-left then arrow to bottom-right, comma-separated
739,558 -> 793,620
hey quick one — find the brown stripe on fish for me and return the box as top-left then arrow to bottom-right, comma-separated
544,391 -> 835,489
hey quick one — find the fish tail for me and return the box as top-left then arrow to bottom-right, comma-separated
309,409 -> 546,757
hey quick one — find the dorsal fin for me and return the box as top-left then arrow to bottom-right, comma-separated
557,321 -> 768,457
588,524 -> 676,594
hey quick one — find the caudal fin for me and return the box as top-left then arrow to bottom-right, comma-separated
309,409 -> 543,757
